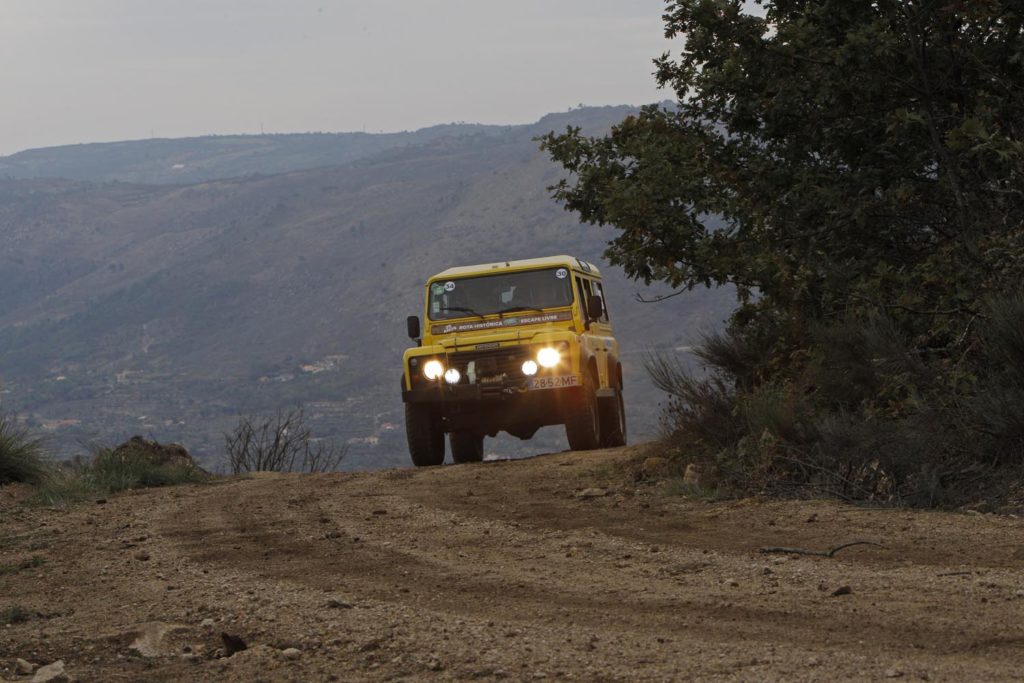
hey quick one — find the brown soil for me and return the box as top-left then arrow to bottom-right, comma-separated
2,445 -> 1024,682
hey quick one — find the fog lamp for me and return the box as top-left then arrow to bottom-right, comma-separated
521,360 -> 538,376
444,368 -> 461,384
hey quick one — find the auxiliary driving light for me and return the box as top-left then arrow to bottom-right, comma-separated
444,368 -> 461,384
521,360 -> 538,376
537,347 -> 561,368
423,359 -> 444,380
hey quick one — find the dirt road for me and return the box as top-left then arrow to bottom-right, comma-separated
3,445 -> 1024,681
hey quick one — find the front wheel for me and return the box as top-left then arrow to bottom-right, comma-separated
565,372 -> 600,451
450,431 -> 484,463
405,403 -> 445,466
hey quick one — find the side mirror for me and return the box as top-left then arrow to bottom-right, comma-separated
586,295 -> 604,321
407,315 -> 421,340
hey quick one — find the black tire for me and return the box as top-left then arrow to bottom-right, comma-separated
599,387 -> 627,448
565,371 -> 600,451
450,431 -> 484,463
405,403 -> 445,466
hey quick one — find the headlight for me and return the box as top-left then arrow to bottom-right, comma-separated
444,368 -> 461,384
521,360 -> 538,376
423,359 -> 444,380
537,347 -> 561,368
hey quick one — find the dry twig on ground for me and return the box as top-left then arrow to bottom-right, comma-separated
759,540 -> 884,557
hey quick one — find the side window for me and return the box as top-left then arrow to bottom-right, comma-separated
575,276 -> 588,309
594,282 -> 610,322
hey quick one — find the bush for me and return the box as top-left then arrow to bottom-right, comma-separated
650,299 -> 1024,507
0,414 -> 50,485
88,440 -> 206,492
33,463 -> 91,508
226,409 -> 347,474
1,606 -> 31,625
33,437 -> 208,508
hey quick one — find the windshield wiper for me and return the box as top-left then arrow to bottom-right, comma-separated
442,306 -> 486,319
496,305 -> 544,315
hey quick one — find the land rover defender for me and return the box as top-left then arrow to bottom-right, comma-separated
401,255 -> 626,466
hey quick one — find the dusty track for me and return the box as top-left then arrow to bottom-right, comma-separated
3,445 -> 1024,681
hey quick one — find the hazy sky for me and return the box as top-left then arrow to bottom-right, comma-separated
0,1 -> 675,155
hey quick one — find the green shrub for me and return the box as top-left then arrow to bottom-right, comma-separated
0,556 -> 45,575
644,351 -> 742,451
33,463 -> 97,508
89,444 -> 206,492
33,438 -> 208,507
650,300 -> 1024,507
0,414 -> 50,485
1,605 -> 31,625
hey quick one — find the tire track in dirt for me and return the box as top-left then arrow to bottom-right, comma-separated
152,447 -> 1024,681
4,446 -> 1024,681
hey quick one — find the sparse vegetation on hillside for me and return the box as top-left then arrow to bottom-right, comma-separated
0,413 -> 48,485
545,1 -> 1024,506
32,437 -> 208,508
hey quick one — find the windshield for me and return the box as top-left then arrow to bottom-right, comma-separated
428,267 -> 574,321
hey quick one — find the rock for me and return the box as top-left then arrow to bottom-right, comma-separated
682,463 -> 703,487
129,622 -> 189,658
326,598 -> 354,609
831,585 -> 853,597
884,668 -> 904,678
106,436 -> 207,474
281,647 -> 301,661
576,488 -> 607,499
15,658 -> 37,675
724,578 -> 739,587
134,551 -> 150,562
200,618 -> 216,628
221,632 -> 248,657
31,661 -> 70,683
359,639 -> 381,652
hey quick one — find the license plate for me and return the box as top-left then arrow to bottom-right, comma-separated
527,374 -> 580,391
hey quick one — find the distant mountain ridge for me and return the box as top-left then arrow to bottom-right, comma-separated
0,105 -> 634,186
0,126 -> 502,185
0,105 -> 733,469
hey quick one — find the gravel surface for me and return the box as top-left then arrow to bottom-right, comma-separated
2,445 -> 1023,681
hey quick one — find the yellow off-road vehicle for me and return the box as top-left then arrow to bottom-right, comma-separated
401,255 -> 626,466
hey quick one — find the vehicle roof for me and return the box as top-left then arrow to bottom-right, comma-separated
430,255 -> 601,280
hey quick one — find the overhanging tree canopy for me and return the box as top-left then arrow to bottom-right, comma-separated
542,1 -> 1024,500
543,0 -> 1024,368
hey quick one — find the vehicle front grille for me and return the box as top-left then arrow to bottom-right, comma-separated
446,347 -> 531,383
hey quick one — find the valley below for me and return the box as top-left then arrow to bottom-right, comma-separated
0,105 -> 733,471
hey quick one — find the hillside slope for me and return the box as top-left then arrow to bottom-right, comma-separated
2,447 -> 1023,681
0,107 -> 734,468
